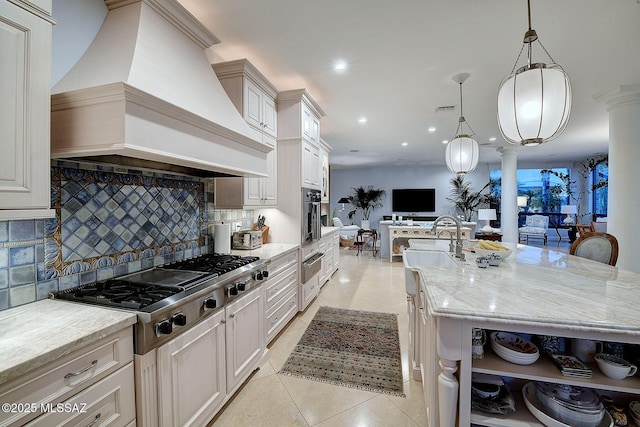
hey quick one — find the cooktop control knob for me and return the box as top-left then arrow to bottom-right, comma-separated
155,319 -> 173,336
262,270 -> 269,279
228,285 -> 238,296
254,271 -> 263,280
172,313 -> 187,326
203,298 -> 216,310
237,282 -> 246,292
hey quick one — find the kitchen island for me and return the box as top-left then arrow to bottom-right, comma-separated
412,243 -> 640,426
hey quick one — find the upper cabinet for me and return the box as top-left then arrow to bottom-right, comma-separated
213,59 -> 278,143
319,138 -> 331,203
277,89 -> 326,190
212,59 -> 279,208
0,1 -> 55,219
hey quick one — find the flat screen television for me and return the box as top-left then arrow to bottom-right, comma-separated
392,188 -> 436,212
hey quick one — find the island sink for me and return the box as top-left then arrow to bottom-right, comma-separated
403,249 -> 457,296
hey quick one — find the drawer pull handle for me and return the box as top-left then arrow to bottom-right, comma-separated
221,319 -> 226,324
65,360 -> 98,378
85,413 -> 101,427
229,313 -> 235,318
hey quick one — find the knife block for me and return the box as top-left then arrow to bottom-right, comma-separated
253,224 -> 269,244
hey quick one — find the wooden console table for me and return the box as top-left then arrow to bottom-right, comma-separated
389,225 -> 470,262
474,231 -> 502,242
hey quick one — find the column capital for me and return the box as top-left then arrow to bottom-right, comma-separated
594,84 -> 640,108
497,146 -> 518,157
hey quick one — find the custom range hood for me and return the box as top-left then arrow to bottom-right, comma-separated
51,0 -> 269,178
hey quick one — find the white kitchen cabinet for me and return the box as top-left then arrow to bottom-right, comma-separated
213,59 -> 278,208
156,310 -> 226,427
264,250 -> 299,345
276,89 -> 326,191
0,1 -> 55,219
302,140 -> 321,189
137,287 -> 267,427
225,286 -> 266,396
320,139 -> 330,203
0,327 -> 134,427
319,230 -> 339,287
216,135 -> 277,208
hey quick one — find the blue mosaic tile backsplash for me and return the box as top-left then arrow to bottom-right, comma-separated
0,161 -> 211,310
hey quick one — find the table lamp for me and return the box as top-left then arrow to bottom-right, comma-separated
338,197 -> 350,212
517,196 -> 528,209
478,209 -> 497,232
561,205 -> 577,225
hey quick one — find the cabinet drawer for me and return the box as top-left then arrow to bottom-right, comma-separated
266,289 -> 298,344
268,251 -> 298,278
0,328 -> 133,426
24,362 -> 135,427
265,265 -> 298,310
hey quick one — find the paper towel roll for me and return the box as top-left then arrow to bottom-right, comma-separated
214,223 -> 231,254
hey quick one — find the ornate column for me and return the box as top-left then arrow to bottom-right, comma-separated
595,85 -> 640,273
498,147 -> 519,243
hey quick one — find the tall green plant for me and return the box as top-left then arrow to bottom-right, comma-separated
347,186 -> 386,221
446,175 -> 494,222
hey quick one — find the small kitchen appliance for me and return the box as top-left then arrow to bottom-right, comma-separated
232,230 -> 263,249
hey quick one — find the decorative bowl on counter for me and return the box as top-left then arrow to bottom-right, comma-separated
474,248 -> 513,259
490,331 -> 540,365
522,382 -> 613,427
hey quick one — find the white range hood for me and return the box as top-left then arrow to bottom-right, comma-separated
51,0 -> 269,177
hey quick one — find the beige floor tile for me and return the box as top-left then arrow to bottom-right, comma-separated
278,373 -> 379,426
208,374 -> 308,427
314,394 -> 420,427
388,380 -> 430,427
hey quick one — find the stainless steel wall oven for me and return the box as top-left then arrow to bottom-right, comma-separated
302,187 -> 321,246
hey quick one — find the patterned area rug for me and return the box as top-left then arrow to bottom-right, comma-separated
278,306 -> 405,397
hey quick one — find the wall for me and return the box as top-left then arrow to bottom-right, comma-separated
330,164 -> 491,229
0,161 -> 253,311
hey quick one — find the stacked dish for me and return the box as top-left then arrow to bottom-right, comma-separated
522,382 -> 613,427
490,332 -> 540,365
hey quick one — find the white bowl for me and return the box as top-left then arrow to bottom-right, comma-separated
595,353 -> 638,379
491,332 -> 539,355
474,248 -> 513,259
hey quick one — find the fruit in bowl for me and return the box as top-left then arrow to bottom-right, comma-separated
474,240 -> 513,259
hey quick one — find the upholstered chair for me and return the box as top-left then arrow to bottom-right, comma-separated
518,214 -> 549,245
332,217 -> 360,239
570,232 -> 618,266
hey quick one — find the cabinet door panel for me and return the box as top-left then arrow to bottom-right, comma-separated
262,96 -> 277,137
226,288 -> 265,395
0,3 -> 51,212
244,80 -> 263,130
157,311 -> 226,427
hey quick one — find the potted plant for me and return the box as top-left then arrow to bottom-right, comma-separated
446,175 -> 494,222
347,186 -> 386,229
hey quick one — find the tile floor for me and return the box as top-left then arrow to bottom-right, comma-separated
207,237 -> 571,427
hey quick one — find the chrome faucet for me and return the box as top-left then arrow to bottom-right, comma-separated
437,229 -> 455,253
431,215 -> 465,261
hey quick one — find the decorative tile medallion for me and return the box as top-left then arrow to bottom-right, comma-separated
46,165 -> 204,277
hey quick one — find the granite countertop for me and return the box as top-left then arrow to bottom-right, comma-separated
416,243 -> 640,334
0,299 -> 137,386
231,243 -> 299,260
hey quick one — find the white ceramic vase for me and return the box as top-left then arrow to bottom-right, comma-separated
361,220 -> 370,230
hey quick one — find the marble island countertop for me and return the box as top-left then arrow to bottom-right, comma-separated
415,242 -> 640,335
0,299 -> 137,386
230,242 -> 299,259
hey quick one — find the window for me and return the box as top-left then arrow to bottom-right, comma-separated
592,162 -> 608,217
490,168 -> 570,226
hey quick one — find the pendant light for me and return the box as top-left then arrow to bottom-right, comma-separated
497,0 -> 571,146
445,73 -> 479,174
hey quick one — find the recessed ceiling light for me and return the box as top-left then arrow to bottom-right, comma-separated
489,137 -> 497,141
401,142 -> 408,147
442,140 -> 449,144
334,61 -> 347,72
358,117 -> 367,124
428,127 -> 436,133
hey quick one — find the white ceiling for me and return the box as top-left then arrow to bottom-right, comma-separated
180,0 -> 640,169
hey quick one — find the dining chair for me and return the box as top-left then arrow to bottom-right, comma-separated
569,232 -> 618,266
575,224 -> 595,236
